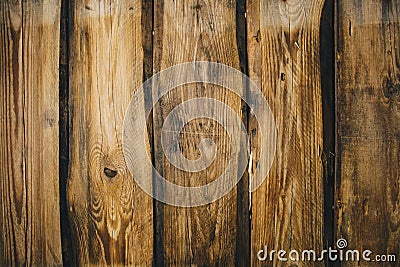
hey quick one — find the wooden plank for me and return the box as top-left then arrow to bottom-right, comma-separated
67,0 -> 153,265
336,0 -> 400,264
152,0 -> 242,265
247,0 -> 325,265
0,1 -> 62,265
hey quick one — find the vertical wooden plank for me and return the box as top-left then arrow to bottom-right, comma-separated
0,1 -> 62,265
247,0 -> 325,265
67,0 -> 153,265
336,0 -> 400,264
152,0 -> 242,265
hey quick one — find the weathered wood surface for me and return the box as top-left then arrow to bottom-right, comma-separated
336,0 -> 400,265
152,0 -> 244,265
67,0 -> 153,265
247,0 -> 325,265
1,0 -> 400,266
0,1 -> 62,265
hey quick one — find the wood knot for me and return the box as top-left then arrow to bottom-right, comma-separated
85,5 -> 94,11
383,77 -> 400,100
251,128 -> 257,136
104,167 -> 117,178
192,4 -> 203,10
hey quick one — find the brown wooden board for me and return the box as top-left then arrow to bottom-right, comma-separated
152,0 -> 244,265
0,1 -> 62,265
336,0 -> 400,265
247,0 -> 325,265
67,1 -> 153,265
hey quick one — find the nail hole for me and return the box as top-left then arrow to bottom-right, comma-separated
104,167 -> 117,178
348,20 -> 352,36
255,30 -> 261,43
281,73 -> 286,81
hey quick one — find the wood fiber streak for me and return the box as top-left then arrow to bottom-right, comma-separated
0,1 -> 62,265
153,0 -> 242,265
336,1 -> 400,265
67,1 -> 153,265
247,0 -> 325,265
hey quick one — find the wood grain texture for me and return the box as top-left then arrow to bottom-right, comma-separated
0,1 -> 62,265
152,0 -> 242,265
336,0 -> 400,265
67,0 -> 153,265
247,0 -> 325,265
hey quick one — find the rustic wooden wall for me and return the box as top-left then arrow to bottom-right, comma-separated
0,0 -> 399,266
